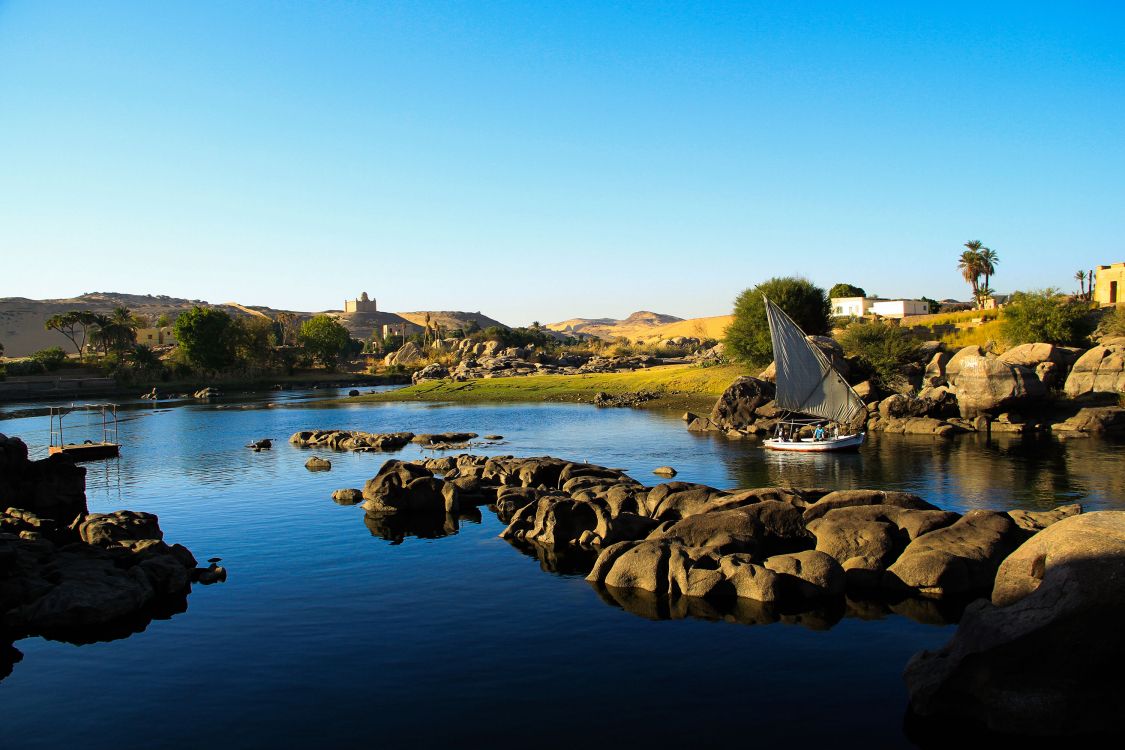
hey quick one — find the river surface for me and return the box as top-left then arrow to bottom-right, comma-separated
1,389 -> 1121,748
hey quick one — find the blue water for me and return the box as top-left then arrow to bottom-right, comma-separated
1,390 -> 1121,748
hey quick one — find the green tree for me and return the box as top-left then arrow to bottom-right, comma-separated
1000,289 -> 1093,346
921,296 -> 941,314
724,277 -> 830,366
828,283 -> 867,299
837,320 -> 921,391
174,306 -> 237,371
234,317 -> 279,370
298,315 -> 351,368
45,310 -> 98,355
1074,270 -> 1088,300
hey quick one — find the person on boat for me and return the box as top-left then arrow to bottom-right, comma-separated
813,425 -> 824,441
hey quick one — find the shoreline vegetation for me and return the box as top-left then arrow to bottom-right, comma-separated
347,363 -> 747,412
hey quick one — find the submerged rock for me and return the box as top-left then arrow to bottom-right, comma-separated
304,457 -> 332,471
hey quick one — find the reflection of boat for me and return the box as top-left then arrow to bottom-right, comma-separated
48,403 -> 120,460
759,297 -> 867,453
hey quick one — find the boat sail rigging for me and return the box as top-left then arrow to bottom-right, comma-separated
763,296 -> 867,451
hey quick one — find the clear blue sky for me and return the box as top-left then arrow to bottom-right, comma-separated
1,1 -> 1122,324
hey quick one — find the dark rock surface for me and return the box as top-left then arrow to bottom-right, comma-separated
905,512 -> 1125,737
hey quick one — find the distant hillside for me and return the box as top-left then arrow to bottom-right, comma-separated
0,292 -> 509,357
633,315 -> 733,342
547,310 -> 684,340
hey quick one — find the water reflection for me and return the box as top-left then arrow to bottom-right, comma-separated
718,431 -> 1125,512
1,591 -> 190,684
502,537 -> 599,575
362,507 -> 482,544
593,585 -> 966,630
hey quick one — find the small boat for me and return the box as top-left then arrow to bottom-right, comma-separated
48,403 -> 121,461
759,297 -> 867,453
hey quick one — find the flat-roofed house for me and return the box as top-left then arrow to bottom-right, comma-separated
1094,263 -> 1125,306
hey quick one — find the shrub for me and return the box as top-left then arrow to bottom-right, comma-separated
725,277 -> 829,366
1000,289 -> 1093,346
1098,306 -> 1125,339
837,320 -> 922,391
30,346 -> 68,371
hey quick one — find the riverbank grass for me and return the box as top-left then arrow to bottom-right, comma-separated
352,363 -> 746,411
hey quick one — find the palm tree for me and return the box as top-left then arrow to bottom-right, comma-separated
979,247 -> 999,300
89,307 -> 140,356
1075,270 -> 1087,299
958,241 -> 984,301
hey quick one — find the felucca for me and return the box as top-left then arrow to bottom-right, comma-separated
760,296 -> 867,452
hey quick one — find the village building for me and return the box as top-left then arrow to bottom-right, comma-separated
135,327 -> 177,347
830,296 -> 930,319
1094,262 -> 1125,306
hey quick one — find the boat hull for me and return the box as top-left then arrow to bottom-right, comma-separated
763,433 -> 865,452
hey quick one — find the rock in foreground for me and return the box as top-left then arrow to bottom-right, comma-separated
904,512 -> 1125,737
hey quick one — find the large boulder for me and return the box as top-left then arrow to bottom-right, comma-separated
361,461 -> 449,513
998,342 -> 1060,368
652,502 -> 814,557
802,489 -> 937,522
77,511 -> 163,548
1051,406 -> 1125,434
0,436 -> 87,536
643,482 -> 730,521
384,341 -> 423,367
1063,344 -> 1125,398
884,510 -> 1023,597
952,355 -> 1046,418
943,345 -> 984,385
709,377 -> 776,432
905,512 -> 1125,737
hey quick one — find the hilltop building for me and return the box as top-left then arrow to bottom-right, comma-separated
344,292 -> 378,314
1094,263 -> 1125,306
830,296 -> 929,319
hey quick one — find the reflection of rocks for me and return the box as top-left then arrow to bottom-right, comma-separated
505,537 -> 598,575
594,583 -> 846,630
905,512 -> 1125,737
0,435 -> 213,682
363,508 -> 481,545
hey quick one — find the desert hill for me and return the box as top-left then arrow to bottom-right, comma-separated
547,310 -> 684,340
547,310 -> 734,342
0,292 -> 508,357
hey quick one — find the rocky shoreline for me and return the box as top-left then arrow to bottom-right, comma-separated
687,338 -> 1125,438
0,434 -> 221,678
328,451 -> 1123,737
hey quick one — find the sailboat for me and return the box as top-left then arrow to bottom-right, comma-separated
761,296 -> 868,452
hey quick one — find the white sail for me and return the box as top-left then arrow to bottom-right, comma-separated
764,296 -> 866,426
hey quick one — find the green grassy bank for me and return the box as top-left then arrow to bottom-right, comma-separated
350,363 -> 745,412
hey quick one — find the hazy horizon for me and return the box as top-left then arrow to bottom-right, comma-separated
2,2 -> 1122,325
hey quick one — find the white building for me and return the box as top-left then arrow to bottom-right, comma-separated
831,296 -> 870,318
869,299 -> 929,318
830,297 -> 929,319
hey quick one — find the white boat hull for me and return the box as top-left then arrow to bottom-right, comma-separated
763,433 -> 865,452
